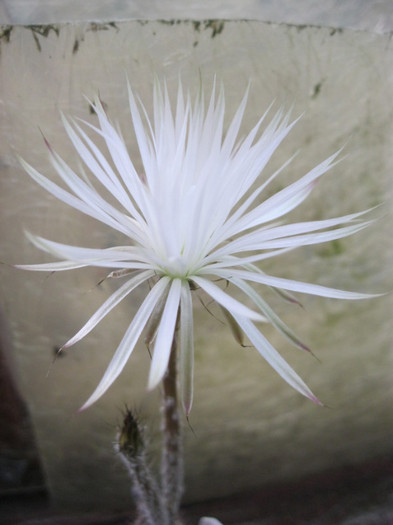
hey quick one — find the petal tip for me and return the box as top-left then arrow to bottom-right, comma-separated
310,394 -> 324,407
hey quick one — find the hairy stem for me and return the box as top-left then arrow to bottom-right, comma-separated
115,409 -> 165,525
118,453 -> 164,525
161,332 -> 183,523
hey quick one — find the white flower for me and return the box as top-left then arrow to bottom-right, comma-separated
18,79 -> 376,413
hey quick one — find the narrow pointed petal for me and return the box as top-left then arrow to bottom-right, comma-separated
23,232 -> 153,269
211,269 -> 381,300
62,270 -> 154,350
148,278 -> 182,390
180,283 -> 194,415
220,84 -> 251,156
61,114 -> 140,215
232,314 -> 321,404
211,152 -> 298,247
209,220 -> 372,260
220,306 -> 246,346
79,277 -> 170,410
15,260 -> 87,271
143,285 -> 170,347
192,276 -> 264,321
18,157 -> 133,238
234,149 -> 342,232
127,80 -> 157,185
229,277 -> 310,352
80,110 -> 150,215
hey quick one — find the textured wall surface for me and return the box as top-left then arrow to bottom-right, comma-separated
0,0 -> 393,33
0,20 -> 392,511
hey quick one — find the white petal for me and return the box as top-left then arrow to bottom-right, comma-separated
24,232 -> 153,269
179,282 -> 194,415
254,222 -> 371,250
78,103 -> 154,235
229,277 -> 310,352
79,276 -> 170,410
233,149 -> 342,232
48,147 -> 113,212
211,269 -> 381,300
220,84 -> 250,156
192,276 -> 264,321
210,220 -> 371,259
61,114 -> 142,218
210,152 -> 298,248
229,111 -> 299,203
127,82 -> 156,187
148,278 -> 182,390
19,157 -> 133,238
203,249 -> 294,270
232,314 -> 321,404
15,260 -> 86,271
235,180 -> 315,231
62,270 -> 154,350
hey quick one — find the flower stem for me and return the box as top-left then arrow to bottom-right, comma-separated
161,331 -> 183,523
120,454 -> 163,525
115,409 -> 165,525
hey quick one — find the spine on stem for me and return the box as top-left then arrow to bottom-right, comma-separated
115,409 -> 166,525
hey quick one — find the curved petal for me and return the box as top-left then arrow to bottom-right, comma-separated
237,149 -> 342,230
179,282 -> 194,415
232,314 -> 321,404
61,114 -> 142,218
79,276 -> 170,410
15,260 -> 86,271
24,232 -> 154,270
209,268 -> 381,300
192,276 -> 264,321
229,277 -> 310,352
209,210 -> 374,261
19,156 -> 140,239
62,270 -> 154,350
148,278 -> 182,390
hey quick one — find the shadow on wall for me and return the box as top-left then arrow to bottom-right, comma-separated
0,307 -> 47,501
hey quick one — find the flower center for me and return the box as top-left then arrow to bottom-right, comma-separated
159,255 -> 191,279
